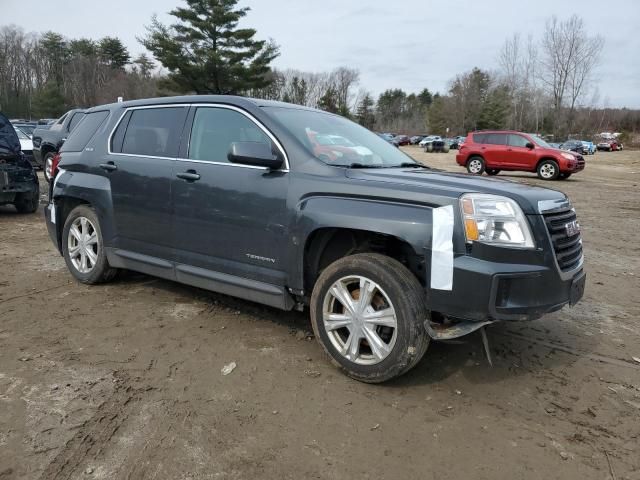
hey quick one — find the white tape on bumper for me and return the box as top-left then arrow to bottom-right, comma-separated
430,205 -> 454,291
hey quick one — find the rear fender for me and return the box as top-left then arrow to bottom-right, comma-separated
51,170 -> 116,246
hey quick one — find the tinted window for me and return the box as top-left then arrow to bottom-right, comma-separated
473,133 -> 487,144
68,112 -> 84,132
110,111 -> 132,153
121,107 -> 187,158
485,133 -> 507,145
188,107 -> 271,163
508,134 -> 530,148
62,111 -> 109,152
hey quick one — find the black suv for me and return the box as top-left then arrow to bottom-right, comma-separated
45,96 -> 586,383
0,112 -> 39,213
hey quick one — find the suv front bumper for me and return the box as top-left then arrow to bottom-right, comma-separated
428,253 -> 585,322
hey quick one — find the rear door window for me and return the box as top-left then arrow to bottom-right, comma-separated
485,133 -> 507,145
188,107 -> 271,163
508,134 -> 530,148
120,107 -> 188,158
62,111 -> 109,152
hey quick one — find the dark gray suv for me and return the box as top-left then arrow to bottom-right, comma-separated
45,96 -> 586,383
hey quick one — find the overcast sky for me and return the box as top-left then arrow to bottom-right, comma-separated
3,0 -> 639,107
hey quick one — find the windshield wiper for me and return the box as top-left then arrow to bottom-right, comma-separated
346,163 -> 384,169
391,162 -> 429,169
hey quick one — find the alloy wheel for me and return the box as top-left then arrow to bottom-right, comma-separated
322,275 -> 398,365
67,216 -> 99,273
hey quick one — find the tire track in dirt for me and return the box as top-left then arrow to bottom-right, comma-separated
38,372 -> 144,480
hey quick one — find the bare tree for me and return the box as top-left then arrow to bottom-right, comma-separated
540,15 -> 604,135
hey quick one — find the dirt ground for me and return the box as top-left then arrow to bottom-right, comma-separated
1,148 -> 639,480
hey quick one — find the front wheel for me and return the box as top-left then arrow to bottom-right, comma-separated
466,156 -> 485,175
310,253 -> 430,383
62,205 -> 117,284
537,160 -> 560,180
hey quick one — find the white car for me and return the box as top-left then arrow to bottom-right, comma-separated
14,127 -> 36,167
419,135 -> 441,147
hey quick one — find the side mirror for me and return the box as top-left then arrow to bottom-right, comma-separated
525,142 -> 535,149
228,142 -> 283,170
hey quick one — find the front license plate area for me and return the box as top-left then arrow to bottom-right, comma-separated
570,271 -> 586,306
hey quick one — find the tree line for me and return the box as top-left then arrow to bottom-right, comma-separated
1,0 -> 638,141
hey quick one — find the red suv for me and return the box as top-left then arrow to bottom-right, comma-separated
455,131 -> 585,180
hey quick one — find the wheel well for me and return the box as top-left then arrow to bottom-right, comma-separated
303,228 -> 425,294
54,196 -> 90,249
41,145 -> 56,156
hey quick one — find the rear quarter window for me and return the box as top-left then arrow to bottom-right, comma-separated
472,133 -> 487,144
61,111 -> 110,152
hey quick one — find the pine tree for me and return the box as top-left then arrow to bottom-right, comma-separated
356,93 -> 375,129
140,0 -> 279,94
318,87 -> 339,114
98,37 -> 130,70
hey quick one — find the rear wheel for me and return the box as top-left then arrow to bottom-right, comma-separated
537,160 -> 560,180
62,205 -> 117,284
43,152 -> 55,182
310,253 -> 430,383
426,143 -> 433,153
466,156 -> 485,175
486,168 -> 500,176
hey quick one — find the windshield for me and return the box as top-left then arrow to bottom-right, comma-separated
263,106 -> 420,168
530,134 -> 553,148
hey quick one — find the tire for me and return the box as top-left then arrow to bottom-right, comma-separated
442,144 -> 450,153
43,152 -> 56,182
486,169 -> 500,176
14,186 -> 40,214
558,172 -> 572,180
62,205 -> 117,284
466,156 -> 485,175
310,253 -> 430,383
426,143 -> 433,153
537,159 -> 560,180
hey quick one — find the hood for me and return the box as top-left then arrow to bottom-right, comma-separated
19,138 -> 33,151
0,112 -> 22,155
345,168 -> 567,214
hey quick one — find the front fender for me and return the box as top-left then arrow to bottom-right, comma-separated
290,195 -> 439,290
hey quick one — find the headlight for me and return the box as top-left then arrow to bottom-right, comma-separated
561,152 -> 575,160
460,194 -> 535,248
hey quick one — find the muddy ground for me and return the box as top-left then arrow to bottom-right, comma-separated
1,148 -> 639,480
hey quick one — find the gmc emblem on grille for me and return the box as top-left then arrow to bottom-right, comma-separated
565,220 -> 580,237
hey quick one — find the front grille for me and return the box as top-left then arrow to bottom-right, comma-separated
543,208 -> 583,272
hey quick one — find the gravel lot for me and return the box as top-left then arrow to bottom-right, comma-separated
1,148 -> 639,480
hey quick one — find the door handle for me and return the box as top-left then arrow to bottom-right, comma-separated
176,170 -> 200,182
99,161 -> 117,172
